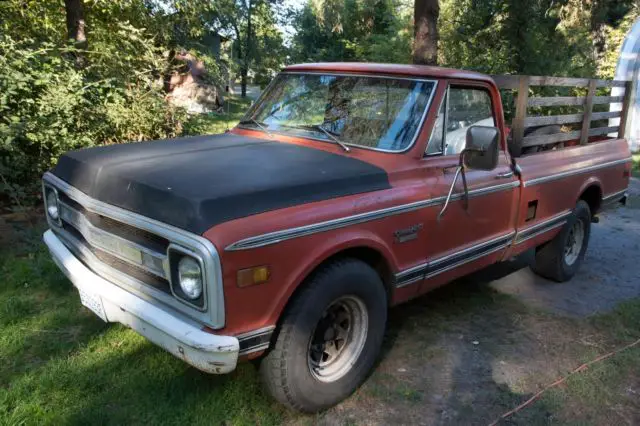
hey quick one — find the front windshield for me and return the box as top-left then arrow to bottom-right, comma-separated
242,73 -> 436,152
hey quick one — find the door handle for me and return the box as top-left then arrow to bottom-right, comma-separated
495,171 -> 514,179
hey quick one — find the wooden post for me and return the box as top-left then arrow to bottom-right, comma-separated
618,80 -> 633,139
511,76 -> 529,157
579,79 -> 597,145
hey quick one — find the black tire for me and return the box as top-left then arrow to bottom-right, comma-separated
259,258 -> 387,413
531,200 -> 591,282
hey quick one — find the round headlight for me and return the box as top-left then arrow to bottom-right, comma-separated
46,189 -> 59,221
178,256 -> 202,300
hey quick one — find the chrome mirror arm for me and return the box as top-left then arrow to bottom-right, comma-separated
438,150 -> 473,221
438,165 -> 462,221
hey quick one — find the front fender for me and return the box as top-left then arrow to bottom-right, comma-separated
264,228 -> 399,325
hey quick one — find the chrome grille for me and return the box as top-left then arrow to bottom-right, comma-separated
58,201 -> 168,278
43,172 -> 227,329
57,191 -> 169,252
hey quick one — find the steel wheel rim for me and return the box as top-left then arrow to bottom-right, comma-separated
307,295 -> 368,383
564,219 -> 585,266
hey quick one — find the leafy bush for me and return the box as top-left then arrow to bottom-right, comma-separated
0,35 -> 186,207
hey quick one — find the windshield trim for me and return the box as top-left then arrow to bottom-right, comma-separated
238,72 -> 439,154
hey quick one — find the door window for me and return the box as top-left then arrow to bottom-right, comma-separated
425,86 -> 495,156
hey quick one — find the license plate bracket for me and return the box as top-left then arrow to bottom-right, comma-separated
79,288 -> 108,322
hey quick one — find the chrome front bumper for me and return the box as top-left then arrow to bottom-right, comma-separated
43,230 -> 239,374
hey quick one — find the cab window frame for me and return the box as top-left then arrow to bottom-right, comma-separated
424,82 -> 497,158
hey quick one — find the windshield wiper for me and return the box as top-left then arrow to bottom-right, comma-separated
238,118 -> 272,136
290,124 -> 350,152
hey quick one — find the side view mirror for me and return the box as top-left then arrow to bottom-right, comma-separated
438,125 -> 502,221
461,125 -> 500,171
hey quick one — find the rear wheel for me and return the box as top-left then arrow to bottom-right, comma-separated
531,200 -> 591,282
259,258 -> 387,413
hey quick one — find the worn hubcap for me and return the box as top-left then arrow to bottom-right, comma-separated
564,219 -> 585,266
308,296 -> 368,383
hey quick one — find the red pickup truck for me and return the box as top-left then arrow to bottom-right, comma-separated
43,63 -> 632,412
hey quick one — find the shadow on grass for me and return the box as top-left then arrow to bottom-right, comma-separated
365,251 -> 561,424
2,335 -> 286,425
0,232 -> 286,425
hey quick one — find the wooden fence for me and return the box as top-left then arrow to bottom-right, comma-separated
490,75 -> 633,157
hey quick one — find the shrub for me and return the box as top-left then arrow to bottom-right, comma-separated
0,35 -> 186,207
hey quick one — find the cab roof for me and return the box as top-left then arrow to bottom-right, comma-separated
283,62 -> 495,85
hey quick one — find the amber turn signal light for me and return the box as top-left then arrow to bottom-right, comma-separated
237,266 -> 270,287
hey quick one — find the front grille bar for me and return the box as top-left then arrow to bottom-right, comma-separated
59,201 -> 167,278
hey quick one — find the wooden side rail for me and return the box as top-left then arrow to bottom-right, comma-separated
490,74 -> 632,156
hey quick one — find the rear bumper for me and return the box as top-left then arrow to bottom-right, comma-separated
43,230 -> 239,374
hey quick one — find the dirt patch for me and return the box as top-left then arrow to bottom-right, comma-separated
490,179 -> 640,317
290,180 -> 640,425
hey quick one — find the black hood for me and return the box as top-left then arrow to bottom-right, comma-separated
52,133 -> 391,233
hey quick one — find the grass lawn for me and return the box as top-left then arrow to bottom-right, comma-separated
1,223 -> 640,424
633,153 -> 640,178
182,95 -> 253,136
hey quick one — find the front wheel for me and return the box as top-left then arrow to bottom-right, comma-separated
259,258 -> 387,413
531,200 -> 591,282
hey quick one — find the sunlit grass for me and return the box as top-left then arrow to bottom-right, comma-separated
0,236 -> 287,425
1,225 -> 640,424
183,95 -> 253,136
633,153 -> 639,178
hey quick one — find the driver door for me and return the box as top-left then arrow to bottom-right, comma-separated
419,82 -> 519,293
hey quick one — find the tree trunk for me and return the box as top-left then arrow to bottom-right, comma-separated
241,67 -> 248,98
64,0 -> 87,49
413,0 -> 439,65
241,0 -> 253,98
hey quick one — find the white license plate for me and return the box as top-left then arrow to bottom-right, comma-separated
79,288 -> 108,322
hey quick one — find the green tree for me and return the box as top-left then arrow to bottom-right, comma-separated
291,0 -> 413,64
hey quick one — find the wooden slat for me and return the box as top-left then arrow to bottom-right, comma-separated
527,96 -> 586,107
491,75 -> 519,90
510,76 -> 530,157
589,126 -> 619,136
522,126 -> 620,147
580,80 -> 597,145
522,130 -> 580,147
618,80 -> 633,138
522,110 -> 621,127
491,75 -> 628,89
528,76 -> 590,87
525,113 -> 583,127
591,111 -> 621,120
592,95 -> 624,104
596,80 -> 629,88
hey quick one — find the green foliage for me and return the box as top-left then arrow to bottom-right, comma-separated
438,0 -> 596,76
0,34 -> 186,205
599,4 -> 640,79
293,0 -> 637,81
0,0 -> 247,208
290,0 -> 413,64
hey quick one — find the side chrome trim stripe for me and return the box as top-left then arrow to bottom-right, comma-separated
394,210 -> 573,288
602,188 -> 628,203
226,180 -> 521,251
514,210 -> 571,244
522,158 -> 631,188
237,326 -> 275,355
395,232 -> 515,288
